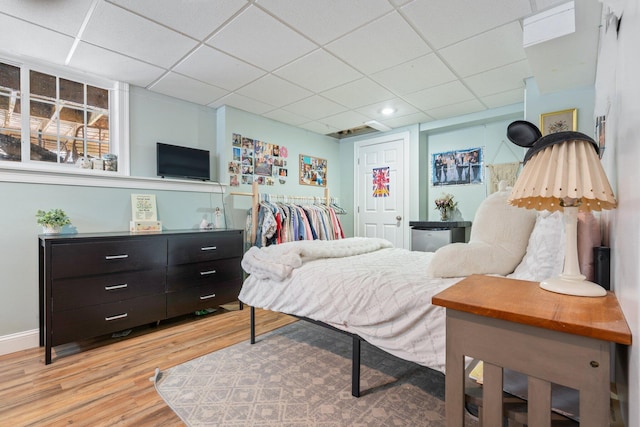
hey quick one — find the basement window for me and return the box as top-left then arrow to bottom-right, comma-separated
0,59 -> 127,174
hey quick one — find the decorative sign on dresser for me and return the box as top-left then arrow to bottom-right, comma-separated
38,229 -> 244,364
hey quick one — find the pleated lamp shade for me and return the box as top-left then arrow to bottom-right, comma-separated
509,138 -> 617,212
509,132 -> 617,297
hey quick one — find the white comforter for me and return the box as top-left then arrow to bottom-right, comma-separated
239,238 -> 462,373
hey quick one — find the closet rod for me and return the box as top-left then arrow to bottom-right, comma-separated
229,183 -> 333,244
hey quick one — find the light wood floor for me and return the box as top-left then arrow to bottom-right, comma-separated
0,305 -> 295,426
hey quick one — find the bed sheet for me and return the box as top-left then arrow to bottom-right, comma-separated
239,246 -> 462,373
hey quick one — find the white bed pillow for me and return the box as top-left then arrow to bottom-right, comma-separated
507,211 -> 565,282
426,189 -> 536,278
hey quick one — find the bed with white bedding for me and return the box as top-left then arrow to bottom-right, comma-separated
238,187 -> 599,397
240,238 -> 461,374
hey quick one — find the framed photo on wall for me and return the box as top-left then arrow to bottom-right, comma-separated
432,147 -> 483,186
540,108 -> 577,135
299,154 -> 327,187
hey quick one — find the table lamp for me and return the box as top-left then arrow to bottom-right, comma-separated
506,121 -> 617,297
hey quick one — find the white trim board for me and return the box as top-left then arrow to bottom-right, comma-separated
0,166 -> 226,193
0,329 -> 39,356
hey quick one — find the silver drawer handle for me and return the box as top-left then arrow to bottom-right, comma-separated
105,284 -> 128,291
105,313 -> 128,321
200,270 -> 217,276
105,254 -> 129,260
201,246 -> 217,251
200,293 -> 216,300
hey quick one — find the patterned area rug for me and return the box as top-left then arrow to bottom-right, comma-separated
153,321 -> 478,426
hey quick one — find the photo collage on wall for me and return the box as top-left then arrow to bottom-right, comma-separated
229,133 -> 288,187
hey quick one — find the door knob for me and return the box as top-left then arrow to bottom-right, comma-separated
396,216 -> 402,221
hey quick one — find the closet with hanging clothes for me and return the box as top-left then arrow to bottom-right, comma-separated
230,182 -> 346,248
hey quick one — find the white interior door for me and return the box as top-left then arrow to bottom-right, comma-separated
355,133 -> 408,248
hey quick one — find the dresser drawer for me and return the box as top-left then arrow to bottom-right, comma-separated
168,231 -> 243,265
51,239 -> 167,279
51,293 -> 166,346
52,269 -> 165,312
166,258 -> 242,292
166,281 -> 240,318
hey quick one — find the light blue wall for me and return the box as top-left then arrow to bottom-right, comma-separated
425,117 -> 522,222
215,106 -> 342,233
129,86 -> 218,179
340,106 -> 524,235
339,124 -> 422,239
525,77 -> 595,135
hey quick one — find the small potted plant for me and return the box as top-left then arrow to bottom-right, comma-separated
36,208 -> 71,234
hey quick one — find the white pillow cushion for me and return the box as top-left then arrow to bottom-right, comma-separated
508,211 -> 565,282
427,189 -> 536,278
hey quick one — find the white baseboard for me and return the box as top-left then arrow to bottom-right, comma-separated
0,329 -> 39,356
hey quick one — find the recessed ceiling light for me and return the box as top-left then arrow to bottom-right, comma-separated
381,107 -> 396,116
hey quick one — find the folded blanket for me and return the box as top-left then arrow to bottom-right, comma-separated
241,237 -> 393,281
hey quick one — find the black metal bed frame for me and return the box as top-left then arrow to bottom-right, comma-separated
249,306 -> 363,397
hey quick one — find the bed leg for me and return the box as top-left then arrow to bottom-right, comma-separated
250,306 -> 256,344
352,335 -> 361,397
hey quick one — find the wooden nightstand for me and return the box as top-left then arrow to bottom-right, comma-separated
432,274 -> 631,427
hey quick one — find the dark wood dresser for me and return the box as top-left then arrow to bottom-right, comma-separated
39,229 -> 244,364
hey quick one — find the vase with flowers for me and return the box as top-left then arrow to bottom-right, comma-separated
434,193 -> 457,221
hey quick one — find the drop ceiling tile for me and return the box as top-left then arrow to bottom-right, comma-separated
318,110 -> 370,131
326,12 -> 431,74
256,0 -> 392,44
404,81 -> 475,111
0,15 -> 74,66
174,45 -> 265,91
69,42 -> 166,87
463,60 -> 531,97
355,98 -> 419,121
427,99 -> 486,120
82,1 -> 198,68
533,0 -> 571,12
150,72 -> 229,105
274,49 -> 362,93
236,74 -> 312,107
389,0 -> 413,6
439,22 -> 527,78
208,93 -> 275,115
283,95 -> 347,120
321,78 -> 393,109
262,109 -> 310,127
0,0 -> 95,37
298,120 -> 341,136
206,5 -> 316,71
382,111 -> 433,128
481,88 -> 525,109
106,0 -> 248,40
402,0 -> 532,48
371,53 -> 457,95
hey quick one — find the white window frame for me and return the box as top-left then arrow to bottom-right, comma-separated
0,55 -> 223,194
1,55 -> 130,177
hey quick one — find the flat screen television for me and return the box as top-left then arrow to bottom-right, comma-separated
157,142 -> 210,181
